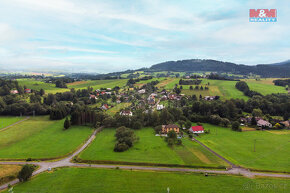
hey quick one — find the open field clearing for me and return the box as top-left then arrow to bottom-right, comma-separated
0,165 -> 22,185
79,128 -> 227,168
244,79 -> 288,95
17,79 -> 69,93
6,167 -> 290,193
0,117 -> 24,130
106,103 -> 131,116
67,79 -> 127,90
198,124 -> 290,172
0,116 -> 93,160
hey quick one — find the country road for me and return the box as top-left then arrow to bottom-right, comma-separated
0,117 -> 30,132
1,126 -> 290,191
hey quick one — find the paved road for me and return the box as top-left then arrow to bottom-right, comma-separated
0,116 -> 30,132
1,126 -> 290,191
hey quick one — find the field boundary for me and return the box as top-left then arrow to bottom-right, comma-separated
0,117 -> 30,132
74,158 -> 226,170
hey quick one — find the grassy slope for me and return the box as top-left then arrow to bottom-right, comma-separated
198,124 -> 290,172
106,103 -> 131,116
7,167 -> 290,193
0,116 -> 93,159
79,128 -> 227,167
0,165 -> 22,185
244,79 -> 288,95
0,117 -> 23,130
17,79 -> 69,93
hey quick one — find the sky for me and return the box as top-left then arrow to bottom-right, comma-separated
0,0 -> 289,73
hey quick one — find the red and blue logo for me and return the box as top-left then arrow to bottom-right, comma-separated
249,9 -> 277,22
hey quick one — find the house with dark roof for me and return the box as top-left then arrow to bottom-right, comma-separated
161,124 -> 180,134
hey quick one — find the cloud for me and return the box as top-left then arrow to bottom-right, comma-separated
38,46 -> 117,54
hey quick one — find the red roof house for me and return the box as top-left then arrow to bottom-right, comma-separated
190,126 -> 204,133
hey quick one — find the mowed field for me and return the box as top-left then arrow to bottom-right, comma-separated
198,124 -> 290,172
0,165 -> 22,185
0,116 -> 93,160
106,103 -> 131,116
0,117 -> 24,130
244,79 -> 288,95
79,128 -> 227,168
6,167 -> 290,193
17,79 -> 69,93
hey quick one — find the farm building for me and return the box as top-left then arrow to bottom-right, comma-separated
257,119 -> 272,128
120,110 -> 133,116
190,126 -> 204,134
162,124 -> 180,134
24,88 -> 31,93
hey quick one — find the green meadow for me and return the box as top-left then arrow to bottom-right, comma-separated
6,167 -> 290,193
0,116 -> 24,130
198,124 -> 290,172
244,79 -> 288,95
79,128 -> 227,168
0,116 -> 93,160
17,79 -> 69,93
67,79 -> 128,90
0,165 -> 22,185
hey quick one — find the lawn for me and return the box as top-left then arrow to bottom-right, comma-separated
0,116 -> 93,160
0,165 -> 22,185
6,167 -> 290,193
79,128 -> 227,168
244,79 -> 288,95
106,102 -> 131,116
198,124 -> 290,172
17,79 -> 69,93
0,116 -> 24,130
67,79 -> 127,90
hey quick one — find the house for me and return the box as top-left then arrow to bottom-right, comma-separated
156,104 -> 164,110
89,95 -> 97,99
168,93 -> 176,100
161,95 -> 167,100
10,90 -> 18,94
280,120 -> 289,128
148,97 -> 155,105
189,126 -> 204,134
105,92 -> 112,95
257,119 -> 272,128
101,104 -> 109,110
24,89 -> 31,93
138,89 -> 146,94
107,88 -> 112,91
204,96 -> 219,101
116,100 -> 121,104
162,124 -> 180,134
150,93 -> 158,97
120,110 -> 133,116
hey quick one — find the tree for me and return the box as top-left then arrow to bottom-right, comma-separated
132,121 -> 142,130
64,117 -> 71,130
231,121 -> 240,131
251,116 -> 257,126
154,125 -> 162,134
252,108 -> 262,117
167,130 -> 177,139
18,165 -> 35,182
40,88 -> 45,96
184,120 -> 191,129
114,126 -> 137,152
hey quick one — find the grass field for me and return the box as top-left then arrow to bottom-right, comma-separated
106,103 -> 131,116
0,117 -> 24,130
244,79 -> 288,95
6,167 -> 290,193
0,165 -> 22,185
0,116 -> 93,160
198,124 -> 290,172
67,79 -> 127,90
17,79 -> 69,93
79,128 -> 227,168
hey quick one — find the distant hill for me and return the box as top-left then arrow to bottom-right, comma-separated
148,59 -> 290,77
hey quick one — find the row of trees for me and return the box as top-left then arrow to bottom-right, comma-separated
235,81 -> 261,97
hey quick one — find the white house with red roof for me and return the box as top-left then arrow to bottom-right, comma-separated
189,126 -> 204,134
24,88 -> 31,93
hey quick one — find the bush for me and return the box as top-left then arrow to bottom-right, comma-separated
18,165 -> 35,182
167,138 -> 174,147
232,121 -> 241,132
176,139 -> 182,145
114,142 -> 129,152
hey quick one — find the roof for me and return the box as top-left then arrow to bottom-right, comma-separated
191,126 -> 204,131
165,124 -> 179,129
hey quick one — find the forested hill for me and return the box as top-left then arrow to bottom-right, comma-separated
149,59 -> 290,77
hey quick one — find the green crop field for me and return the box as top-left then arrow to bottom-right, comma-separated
79,128 -> 227,168
0,116 -> 93,160
17,79 -> 69,93
244,79 -> 288,95
6,167 -> 290,193
0,116 -> 24,130
67,79 -> 127,90
198,124 -> 290,172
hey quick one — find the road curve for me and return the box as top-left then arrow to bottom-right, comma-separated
1,127 -> 290,191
